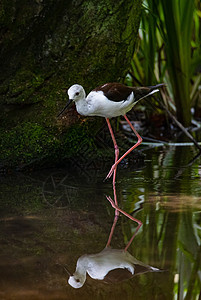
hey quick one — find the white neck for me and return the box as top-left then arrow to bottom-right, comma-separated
75,256 -> 88,280
74,96 -> 89,116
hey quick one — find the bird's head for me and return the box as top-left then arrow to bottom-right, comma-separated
67,84 -> 86,102
57,84 -> 85,118
68,273 -> 86,289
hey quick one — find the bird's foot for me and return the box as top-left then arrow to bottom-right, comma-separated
106,196 -> 118,210
105,164 -> 116,181
105,196 -> 119,216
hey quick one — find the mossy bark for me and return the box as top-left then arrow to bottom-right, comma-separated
0,0 -> 142,170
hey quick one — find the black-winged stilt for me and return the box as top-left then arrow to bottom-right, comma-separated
57,82 -> 165,182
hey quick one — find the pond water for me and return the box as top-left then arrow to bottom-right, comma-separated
0,146 -> 201,300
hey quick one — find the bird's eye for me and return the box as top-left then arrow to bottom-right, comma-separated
75,92 -> 79,96
75,279 -> 80,282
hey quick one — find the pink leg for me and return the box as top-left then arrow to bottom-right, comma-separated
106,196 -> 142,251
106,214 -> 119,247
105,115 -> 142,180
106,118 -> 119,189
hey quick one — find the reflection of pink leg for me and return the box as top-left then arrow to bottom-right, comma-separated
106,196 -> 142,251
112,180 -> 119,216
105,118 -> 119,188
106,214 -> 119,247
106,115 -> 142,179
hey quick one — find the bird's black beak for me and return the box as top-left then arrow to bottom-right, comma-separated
57,99 -> 73,118
63,265 -> 72,276
56,263 -> 72,276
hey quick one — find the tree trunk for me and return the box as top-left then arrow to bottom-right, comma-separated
0,0 -> 142,169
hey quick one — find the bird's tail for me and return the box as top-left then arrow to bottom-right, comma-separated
150,266 -> 166,272
133,83 -> 165,102
148,83 -> 166,90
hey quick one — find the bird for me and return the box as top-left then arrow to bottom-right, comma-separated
57,82 -> 165,182
68,246 -> 162,288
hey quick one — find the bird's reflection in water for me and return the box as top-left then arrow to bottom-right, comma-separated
68,242 -> 161,288
68,187 -> 162,288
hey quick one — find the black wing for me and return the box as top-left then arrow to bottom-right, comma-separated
93,83 -> 133,102
103,268 -> 133,283
93,82 -> 165,102
102,264 -> 159,284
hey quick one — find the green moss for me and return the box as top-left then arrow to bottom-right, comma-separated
5,70 -> 46,105
0,118 -> 108,170
0,122 -> 59,168
60,121 -> 99,158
